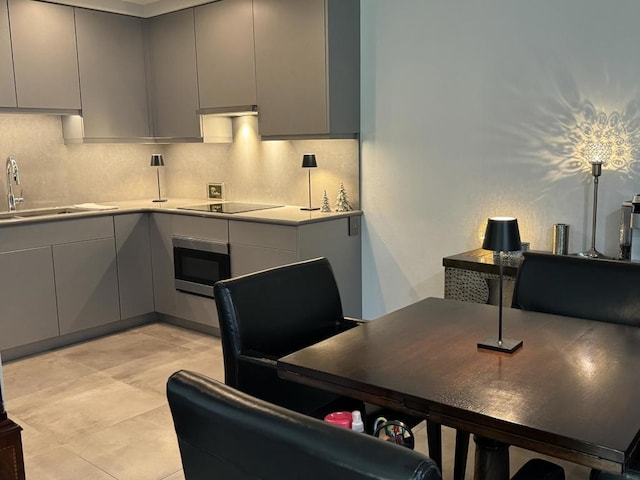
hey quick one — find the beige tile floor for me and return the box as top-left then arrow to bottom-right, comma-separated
3,323 -> 590,480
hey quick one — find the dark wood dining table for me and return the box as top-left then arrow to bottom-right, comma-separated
277,297 -> 640,480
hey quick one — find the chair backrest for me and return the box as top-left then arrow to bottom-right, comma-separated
167,370 -> 441,480
512,252 -> 640,326
214,257 -> 345,381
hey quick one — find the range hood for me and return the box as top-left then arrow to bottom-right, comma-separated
196,105 -> 258,117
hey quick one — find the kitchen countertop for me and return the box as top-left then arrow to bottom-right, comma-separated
0,198 -> 362,227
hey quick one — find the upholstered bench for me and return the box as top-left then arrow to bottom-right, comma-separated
512,252 -> 640,326
513,251 -> 640,480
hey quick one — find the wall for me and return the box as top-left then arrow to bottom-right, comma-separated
0,114 -> 159,208
0,114 -> 358,210
361,0 -> 640,319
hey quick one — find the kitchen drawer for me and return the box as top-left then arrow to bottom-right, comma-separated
163,213 -> 229,243
0,216 -> 114,252
229,221 -> 296,251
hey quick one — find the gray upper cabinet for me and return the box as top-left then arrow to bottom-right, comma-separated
253,0 -> 359,138
0,0 -> 15,108
146,9 -> 201,140
74,8 -> 151,140
195,0 -> 257,111
8,0 -> 80,110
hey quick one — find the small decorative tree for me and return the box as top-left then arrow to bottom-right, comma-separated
320,190 -> 331,212
335,182 -> 352,212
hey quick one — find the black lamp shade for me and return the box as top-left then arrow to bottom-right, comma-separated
301,153 -> 317,168
482,217 -> 522,252
150,154 -> 164,167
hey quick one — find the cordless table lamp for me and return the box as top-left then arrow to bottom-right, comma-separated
300,153 -> 319,211
150,154 -> 167,203
478,217 -> 523,353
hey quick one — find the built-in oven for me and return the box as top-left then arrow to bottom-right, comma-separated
172,236 -> 231,298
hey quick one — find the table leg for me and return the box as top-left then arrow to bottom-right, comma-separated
473,435 -> 510,480
426,420 -> 443,471
454,430 -> 471,480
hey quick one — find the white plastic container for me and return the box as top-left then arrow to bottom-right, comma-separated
351,410 -> 364,433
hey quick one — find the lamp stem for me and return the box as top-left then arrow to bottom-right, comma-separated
0,353 -> 5,420
152,167 -> 167,203
590,175 -> 599,252
157,168 -> 162,201
307,169 -> 312,210
498,251 -> 504,345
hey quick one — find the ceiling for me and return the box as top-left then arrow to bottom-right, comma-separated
53,0 -> 213,17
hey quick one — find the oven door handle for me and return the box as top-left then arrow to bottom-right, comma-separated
175,279 -> 216,298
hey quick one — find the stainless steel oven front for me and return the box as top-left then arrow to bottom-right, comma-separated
172,236 -> 231,298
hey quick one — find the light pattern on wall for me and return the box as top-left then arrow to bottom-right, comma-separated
558,99 -> 640,179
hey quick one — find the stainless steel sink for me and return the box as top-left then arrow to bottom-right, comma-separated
0,206 -> 88,220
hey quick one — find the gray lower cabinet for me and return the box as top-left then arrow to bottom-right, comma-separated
229,217 -> 362,317
0,212 -> 361,355
8,0 -> 81,110
146,9 -> 201,139
73,8 -> 150,140
229,222 -> 298,276
195,0 -> 257,110
0,0 -> 15,108
253,0 -> 359,138
149,213 -> 227,329
114,214 -> 154,319
53,237 -> 120,335
0,215 -> 147,356
0,247 -> 58,350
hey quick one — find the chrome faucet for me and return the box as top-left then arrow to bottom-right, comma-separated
6,156 -> 24,212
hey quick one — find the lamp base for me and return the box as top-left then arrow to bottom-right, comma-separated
478,337 -> 523,354
576,248 -> 611,260
300,207 -> 320,211
152,199 -> 168,203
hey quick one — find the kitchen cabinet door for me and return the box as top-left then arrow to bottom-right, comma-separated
229,217 -> 362,317
74,8 -> 150,140
195,0 -> 257,110
297,218 -> 362,318
0,247 -> 58,350
8,0 -> 80,110
146,9 -> 201,139
253,0 -> 359,138
0,0 -> 15,108
114,214 -> 154,320
54,238 -> 120,335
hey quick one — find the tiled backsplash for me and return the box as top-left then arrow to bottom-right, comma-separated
0,114 -> 359,210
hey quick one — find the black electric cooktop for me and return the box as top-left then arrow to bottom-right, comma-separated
178,202 -> 282,214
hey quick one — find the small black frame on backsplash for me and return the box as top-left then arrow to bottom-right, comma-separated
207,183 -> 224,200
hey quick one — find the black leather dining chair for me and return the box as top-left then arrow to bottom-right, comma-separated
167,370 -> 566,480
213,257 -> 365,418
213,257 -> 469,479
